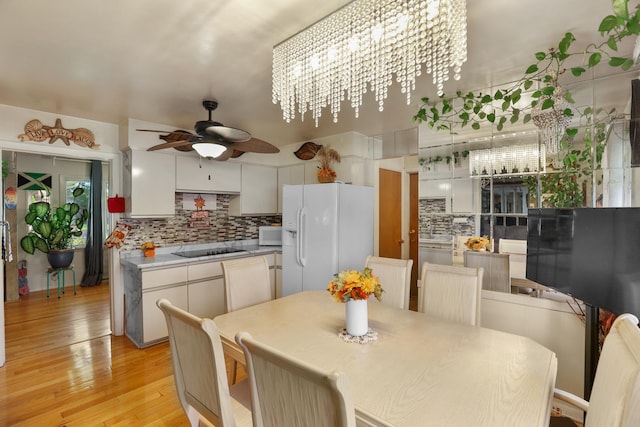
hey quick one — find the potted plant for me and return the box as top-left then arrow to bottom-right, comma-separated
316,145 -> 341,183
20,184 -> 89,269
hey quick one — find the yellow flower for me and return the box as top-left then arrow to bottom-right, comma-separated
141,241 -> 156,251
327,267 -> 383,303
465,236 -> 491,251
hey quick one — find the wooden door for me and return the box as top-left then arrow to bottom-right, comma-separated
379,168 -> 402,258
409,172 -> 419,298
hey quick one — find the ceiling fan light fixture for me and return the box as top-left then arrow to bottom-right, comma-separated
193,143 -> 227,158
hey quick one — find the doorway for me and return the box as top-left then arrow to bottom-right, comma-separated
2,149 -> 116,365
378,168 -> 402,258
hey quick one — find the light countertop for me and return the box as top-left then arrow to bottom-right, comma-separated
120,240 -> 281,270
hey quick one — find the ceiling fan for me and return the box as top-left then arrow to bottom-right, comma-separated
137,100 -> 279,159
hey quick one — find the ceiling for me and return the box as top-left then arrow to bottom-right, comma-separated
0,0 -> 637,149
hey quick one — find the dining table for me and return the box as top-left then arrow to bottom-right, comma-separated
214,290 -> 557,427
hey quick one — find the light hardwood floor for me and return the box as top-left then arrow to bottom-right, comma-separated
0,283 -> 200,426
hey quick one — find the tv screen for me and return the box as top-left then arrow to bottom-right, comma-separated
527,208 -> 640,317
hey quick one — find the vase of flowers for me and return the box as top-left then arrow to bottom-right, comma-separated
327,268 -> 383,336
465,236 -> 491,251
141,241 -> 156,257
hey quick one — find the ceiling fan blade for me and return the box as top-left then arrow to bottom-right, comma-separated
205,125 -> 251,142
230,137 -> 280,154
137,128 -> 173,133
147,140 -> 192,151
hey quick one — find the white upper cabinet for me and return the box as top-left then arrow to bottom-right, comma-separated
123,149 -> 175,218
175,156 -> 241,193
277,164 -> 305,213
229,164 -> 277,215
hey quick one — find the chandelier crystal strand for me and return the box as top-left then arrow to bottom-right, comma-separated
272,0 -> 468,125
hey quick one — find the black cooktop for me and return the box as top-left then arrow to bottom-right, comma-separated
172,247 -> 247,258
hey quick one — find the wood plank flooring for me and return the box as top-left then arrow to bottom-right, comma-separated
0,283 -> 196,426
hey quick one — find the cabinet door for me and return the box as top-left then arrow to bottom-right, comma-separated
229,164 -> 277,215
277,165 -> 305,213
142,285 -> 188,343
188,278 -> 226,319
176,156 -> 241,193
126,150 -> 176,217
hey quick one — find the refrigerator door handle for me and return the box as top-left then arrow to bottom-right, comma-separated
298,208 -> 306,267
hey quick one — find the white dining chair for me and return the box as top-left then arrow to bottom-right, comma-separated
222,255 -> 273,383
156,298 -> 252,427
463,250 -> 510,293
235,331 -> 357,427
417,262 -> 483,326
452,235 -> 472,265
221,255 -> 273,312
550,313 -> 640,427
364,255 -> 413,310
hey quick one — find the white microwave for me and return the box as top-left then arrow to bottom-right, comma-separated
259,226 -> 282,246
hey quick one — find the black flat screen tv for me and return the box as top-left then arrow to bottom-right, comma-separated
527,208 -> 640,317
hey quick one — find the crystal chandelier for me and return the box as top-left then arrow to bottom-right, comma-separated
469,143 -> 546,177
272,0 -> 468,126
531,83 -> 572,154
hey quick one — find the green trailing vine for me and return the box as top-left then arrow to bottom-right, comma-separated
413,0 -> 638,207
1,160 -> 7,179
413,0 -> 638,134
418,150 -> 469,170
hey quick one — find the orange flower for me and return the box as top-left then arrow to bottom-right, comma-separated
465,236 -> 491,251
327,268 -> 383,303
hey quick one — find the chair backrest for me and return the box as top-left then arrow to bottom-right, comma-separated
452,235 -> 472,265
365,256 -> 413,310
498,238 -> 527,280
463,251 -> 510,293
222,256 -> 273,312
418,262 -> 483,326
235,331 -> 356,427
585,313 -> 640,427
156,298 -> 238,426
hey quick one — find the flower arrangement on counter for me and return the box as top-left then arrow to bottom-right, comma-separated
327,268 -> 383,302
141,241 -> 156,257
465,236 -> 491,251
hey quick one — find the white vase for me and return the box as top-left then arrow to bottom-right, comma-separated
345,299 -> 368,336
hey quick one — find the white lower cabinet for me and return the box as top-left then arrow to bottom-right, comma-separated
125,251 -> 282,347
142,285 -> 188,343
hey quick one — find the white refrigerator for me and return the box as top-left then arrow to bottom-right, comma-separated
282,183 -> 374,296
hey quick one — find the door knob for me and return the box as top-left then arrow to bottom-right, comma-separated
398,239 -> 405,244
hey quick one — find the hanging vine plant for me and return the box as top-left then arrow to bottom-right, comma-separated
413,0 -> 638,207
413,0 -> 637,134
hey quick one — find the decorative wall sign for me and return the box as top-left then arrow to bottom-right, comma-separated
4,186 -> 16,210
182,193 -> 217,211
18,118 -> 100,149
294,141 -> 322,160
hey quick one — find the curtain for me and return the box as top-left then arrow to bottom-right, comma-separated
81,160 -> 103,286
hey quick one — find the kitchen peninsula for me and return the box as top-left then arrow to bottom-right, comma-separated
121,240 -> 281,348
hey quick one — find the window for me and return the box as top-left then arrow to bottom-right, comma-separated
64,178 -> 90,248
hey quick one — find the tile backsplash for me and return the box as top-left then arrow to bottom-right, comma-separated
118,193 -> 280,251
418,198 -> 475,237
